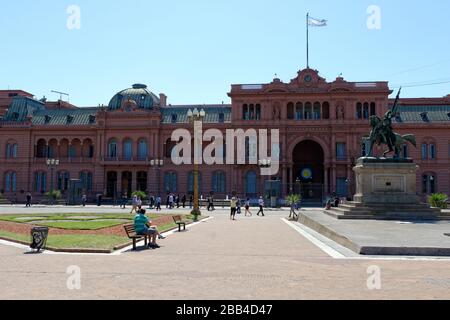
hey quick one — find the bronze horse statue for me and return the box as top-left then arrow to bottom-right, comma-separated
366,88 -> 417,159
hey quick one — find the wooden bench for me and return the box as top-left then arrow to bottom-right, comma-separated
173,215 -> 187,232
123,224 -> 148,251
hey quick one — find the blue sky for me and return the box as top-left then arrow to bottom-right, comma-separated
0,0 -> 449,106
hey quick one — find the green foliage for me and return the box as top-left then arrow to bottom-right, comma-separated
285,194 -> 301,206
428,193 -> 448,209
190,208 -> 201,221
45,190 -> 62,200
131,191 -> 147,200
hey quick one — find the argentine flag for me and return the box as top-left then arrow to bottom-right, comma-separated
308,16 -> 327,27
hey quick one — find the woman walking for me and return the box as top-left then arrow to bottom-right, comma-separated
230,196 -> 237,220
244,198 -> 252,216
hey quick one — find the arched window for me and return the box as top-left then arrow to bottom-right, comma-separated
249,104 -> 255,120
243,104 -> 249,120
295,102 -> 303,120
245,171 -> 257,195
313,102 -> 321,119
164,172 -> 177,193
57,171 -> 70,191
138,139 -> 148,160
5,172 -> 17,192
36,139 -> 47,158
287,102 -> 294,120
123,139 -> 133,160
422,174 -> 436,194
34,172 -> 47,193
356,102 -> 363,119
363,102 -> 369,119
188,171 -> 203,195
108,139 -> 118,158
304,102 -> 312,120
212,171 -> 226,193
255,104 -> 261,120
6,143 -> 18,159
79,171 -> 93,192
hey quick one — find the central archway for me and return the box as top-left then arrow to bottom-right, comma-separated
292,140 -> 325,202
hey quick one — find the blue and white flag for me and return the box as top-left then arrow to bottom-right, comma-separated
308,16 -> 327,27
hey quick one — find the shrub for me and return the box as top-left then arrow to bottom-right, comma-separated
45,190 -> 62,200
131,191 -> 147,200
285,194 -> 301,206
428,193 -> 448,209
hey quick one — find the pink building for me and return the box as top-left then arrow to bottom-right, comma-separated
0,68 -> 449,204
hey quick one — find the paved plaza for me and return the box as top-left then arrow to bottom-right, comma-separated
1,206 -> 450,300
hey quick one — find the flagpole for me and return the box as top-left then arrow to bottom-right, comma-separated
306,13 -> 309,68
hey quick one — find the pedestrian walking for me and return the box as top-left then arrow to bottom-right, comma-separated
236,197 -> 241,214
120,193 -> 127,209
244,198 -> 251,216
182,194 -> 187,208
156,195 -> 162,211
81,194 -> 87,207
256,196 -> 265,216
230,196 -> 237,220
130,195 -> 139,214
26,192 -> 32,207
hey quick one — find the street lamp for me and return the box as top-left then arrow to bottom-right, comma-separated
187,107 -> 205,218
46,158 -> 60,205
150,159 -> 164,196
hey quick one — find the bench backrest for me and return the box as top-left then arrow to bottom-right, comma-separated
124,224 -> 138,237
173,215 -> 182,223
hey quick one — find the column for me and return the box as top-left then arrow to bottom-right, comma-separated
116,171 -> 122,197
282,166 -> 287,197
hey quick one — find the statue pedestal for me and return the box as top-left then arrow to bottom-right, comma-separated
353,158 -> 419,205
325,158 -> 448,220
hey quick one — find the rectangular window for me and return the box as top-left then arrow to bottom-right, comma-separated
336,143 -> 346,160
421,144 -> 428,160
429,144 -> 436,160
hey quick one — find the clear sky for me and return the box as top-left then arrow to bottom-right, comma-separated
0,0 -> 449,106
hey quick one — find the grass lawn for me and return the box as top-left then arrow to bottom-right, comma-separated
0,213 -> 161,224
0,213 -> 199,251
34,219 -> 129,230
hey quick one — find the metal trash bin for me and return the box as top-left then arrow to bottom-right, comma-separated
30,227 -> 49,252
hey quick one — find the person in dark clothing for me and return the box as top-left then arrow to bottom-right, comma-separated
26,193 -> 32,207
182,195 -> 187,208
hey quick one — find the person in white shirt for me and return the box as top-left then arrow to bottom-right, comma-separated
256,196 -> 265,216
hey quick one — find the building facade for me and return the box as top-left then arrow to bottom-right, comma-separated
1,68 -> 449,204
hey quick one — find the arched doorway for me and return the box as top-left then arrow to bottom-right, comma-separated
292,140 -> 325,203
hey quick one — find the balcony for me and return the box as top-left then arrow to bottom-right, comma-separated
33,157 -> 95,164
102,156 -> 150,164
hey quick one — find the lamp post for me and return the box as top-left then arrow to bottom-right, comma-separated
187,108 -> 205,218
150,159 -> 164,196
46,158 -> 60,205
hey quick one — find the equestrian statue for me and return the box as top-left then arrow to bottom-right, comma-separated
366,88 -> 417,159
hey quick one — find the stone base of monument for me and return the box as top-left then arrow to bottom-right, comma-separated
325,158 -> 450,220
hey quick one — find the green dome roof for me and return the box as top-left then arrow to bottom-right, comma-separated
108,84 -> 159,110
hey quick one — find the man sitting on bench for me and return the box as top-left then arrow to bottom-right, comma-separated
134,209 -> 166,249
